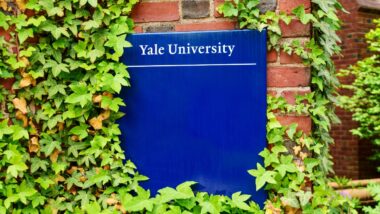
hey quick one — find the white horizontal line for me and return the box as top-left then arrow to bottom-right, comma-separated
127,63 -> 257,68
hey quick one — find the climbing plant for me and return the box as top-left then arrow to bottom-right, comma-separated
0,0 -> 358,213
219,0 -> 358,212
339,19 -> 380,161
0,0 -> 148,212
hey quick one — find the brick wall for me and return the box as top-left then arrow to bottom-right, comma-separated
331,0 -> 380,179
131,0 -> 312,133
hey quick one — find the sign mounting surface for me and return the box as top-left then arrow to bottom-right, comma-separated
119,30 -> 267,205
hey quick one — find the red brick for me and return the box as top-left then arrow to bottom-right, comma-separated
280,50 -> 303,64
279,0 -> 311,14
281,89 -> 311,105
267,49 -> 278,63
267,66 -> 310,87
134,25 -> 143,33
132,2 -> 179,23
175,21 -> 236,32
276,115 -> 312,133
280,20 -> 310,38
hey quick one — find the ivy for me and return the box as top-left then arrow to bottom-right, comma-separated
217,0 -> 357,212
0,0 -> 143,212
364,183 -> 380,214
0,0 -> 362,213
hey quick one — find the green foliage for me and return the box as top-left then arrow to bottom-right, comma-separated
363,184 -> 380,214
331,176 -> 352,188
116,182 -> 264,214
0,0 -> 144,212
218,0 -> 290,51
0,0 -> 358,213
339,19 -> 380,159
219,0 -> 358,213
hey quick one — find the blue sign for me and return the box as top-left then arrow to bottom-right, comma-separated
120,30 -> 267,205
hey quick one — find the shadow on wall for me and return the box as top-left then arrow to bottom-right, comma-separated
358,139 -> 380,179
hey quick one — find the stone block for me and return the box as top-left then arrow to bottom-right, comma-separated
182,0 -> 210,19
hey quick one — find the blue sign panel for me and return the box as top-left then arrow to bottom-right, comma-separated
120,30 -> 267,205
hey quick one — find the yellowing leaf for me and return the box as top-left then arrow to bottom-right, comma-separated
99,110 -> 110,120
66,166 -> 78,175
13,98 -> 28,114
29,136 -> 40,153
55,175 -> 65,183
58,122 -> 64,131
16,110 -> 28,127
265,201 -> 281,214
293,146 -> 301,156
102,92 -> 113,99
89,116 -> 102,130
92,94 -> 102,103
80,176 -> 87,182
69,186 -> 77,195
15,0 -> 27,11
294,159 -> 305,172
19,74 -> 36,88
285,207 -> 299,214
71,135 -> 79,142
50,149 -> 60,163
300,152 -> 308,160
19,57 -> 30,67
0,1 -> 7,11
106,197 -> 118,205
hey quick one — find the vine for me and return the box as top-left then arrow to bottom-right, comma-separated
0,0 -> 146,212
0,0 -> 359,213
218,0 -> 357,212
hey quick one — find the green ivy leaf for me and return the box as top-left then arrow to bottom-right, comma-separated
277,155 -> 298,177
11,125 -> 29,140
248,163 -> 276,190
286,123 -> 298,140
0,12 -> 9,30
84,202 -> 101,213
18,28 -> 34,44
36,177 -> 55,189
32,195 -> 46,208
65,82 -> 92,107
88,0 -> 98,7
217,2 -> 238,17
121,187 -> 153,212
82,20 -> 100,30
231,192 -> 252,211
0,120 -> 13,138
70,124 -> 89,140
101,96 -> 125,112
30,157 -> 49,173
41,140 -> 61,156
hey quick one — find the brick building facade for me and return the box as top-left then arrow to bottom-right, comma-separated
331,0 -> 380,179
